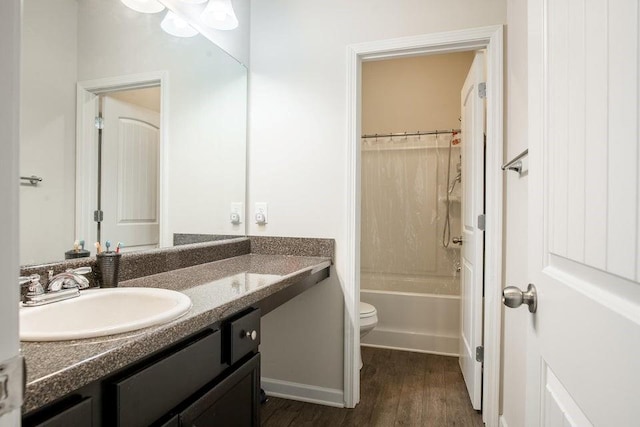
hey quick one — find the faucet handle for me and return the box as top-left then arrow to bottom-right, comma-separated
19,274 -> 38,286
21,274 -> 45,296
68,266 -> 92,275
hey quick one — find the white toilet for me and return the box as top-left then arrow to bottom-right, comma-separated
359,301 -> 378,369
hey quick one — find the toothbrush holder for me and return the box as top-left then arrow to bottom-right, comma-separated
96,252 -> 121,288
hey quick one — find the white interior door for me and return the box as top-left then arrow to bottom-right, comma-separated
459,51 -> 485,410
101,96 -> 160,252
526,0 -> 640,425
0,0 -> 21,424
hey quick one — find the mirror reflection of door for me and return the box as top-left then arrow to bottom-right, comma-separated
98,87 -> 160,252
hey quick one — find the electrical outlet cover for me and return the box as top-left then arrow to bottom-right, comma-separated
230,202 -> 244,224
255,202 -> 268,225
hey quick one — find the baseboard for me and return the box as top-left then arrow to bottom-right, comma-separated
362,328 -> 459,356
261,377 -> 345,408
499,415 -> 509,427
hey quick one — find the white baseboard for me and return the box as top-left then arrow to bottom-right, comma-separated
499,415 -> 509,427
261,377 -> 345,408
362,328 -> 459,356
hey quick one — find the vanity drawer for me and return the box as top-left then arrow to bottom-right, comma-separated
112,329 -> 223,427
227,308 -> 261,365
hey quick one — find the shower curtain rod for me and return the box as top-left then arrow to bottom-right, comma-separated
361,129 -> 461,139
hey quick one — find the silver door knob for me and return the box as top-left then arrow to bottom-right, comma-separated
245,330 -> 257,341
452,236 -> 463,245
502,283 -> 537,313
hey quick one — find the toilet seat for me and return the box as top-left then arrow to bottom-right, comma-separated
360,302 -> 377,319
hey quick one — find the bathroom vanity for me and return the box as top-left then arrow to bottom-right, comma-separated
19,238 -> 333,426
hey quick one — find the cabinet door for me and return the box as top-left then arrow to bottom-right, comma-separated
180,353 -> 260,427
25,397 -> 93,427
111,329 -> 222,427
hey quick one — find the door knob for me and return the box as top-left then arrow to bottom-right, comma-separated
502,283 -> 537,313
452,236 -> 463,245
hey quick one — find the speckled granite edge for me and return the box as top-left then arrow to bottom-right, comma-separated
249,236 -> 335,261
173,233 -> 241,246
19,238 -> 250,295
22,257 -> 331,413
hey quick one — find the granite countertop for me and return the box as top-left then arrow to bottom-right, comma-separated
21,253 -> 331,413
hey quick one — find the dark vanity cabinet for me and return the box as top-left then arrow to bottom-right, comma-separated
23,308 -> 261,427
23,262 -> 331,427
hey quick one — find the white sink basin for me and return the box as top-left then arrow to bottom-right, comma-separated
20,288 -> 192,341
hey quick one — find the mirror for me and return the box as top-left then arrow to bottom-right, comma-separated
20,0 -> 247,265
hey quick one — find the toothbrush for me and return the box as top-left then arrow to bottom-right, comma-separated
105,240 -> 111,253
116,242 -> 122,254
95,242 -> 102,254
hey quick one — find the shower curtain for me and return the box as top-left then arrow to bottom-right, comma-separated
360,133 -> 461,295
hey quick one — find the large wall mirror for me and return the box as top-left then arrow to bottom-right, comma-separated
20,0 -> 248,265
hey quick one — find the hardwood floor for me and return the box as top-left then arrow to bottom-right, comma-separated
261,347 -> 483,427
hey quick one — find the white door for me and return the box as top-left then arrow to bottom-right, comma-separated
459,51 -> 485,410
526,0 -> 640,425
101,96 -> 160,252
0,0 -> 21,424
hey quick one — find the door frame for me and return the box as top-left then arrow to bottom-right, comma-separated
76,71 -> 170,249
344,25 -> 504,426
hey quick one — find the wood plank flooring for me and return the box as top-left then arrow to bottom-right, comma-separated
261,347 -> 483,427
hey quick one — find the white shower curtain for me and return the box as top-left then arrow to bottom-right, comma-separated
360,133 -> 461,295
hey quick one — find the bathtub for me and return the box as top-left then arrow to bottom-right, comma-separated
360,288 -> 460,356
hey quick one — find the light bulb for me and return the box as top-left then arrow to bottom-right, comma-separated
161,11 -> 199,37
201,0 -> 238,30
120,0 -> 165,14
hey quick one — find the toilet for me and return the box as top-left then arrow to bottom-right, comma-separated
359,301 -> 378,369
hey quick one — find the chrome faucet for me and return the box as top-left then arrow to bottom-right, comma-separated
47,267 -> 91,292
21,267 -> 92,307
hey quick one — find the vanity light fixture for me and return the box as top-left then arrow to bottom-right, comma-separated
120,0 -> 165,14
201,0 -> 238,30
161,11 -> 199,37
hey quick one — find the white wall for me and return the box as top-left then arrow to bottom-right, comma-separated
0,0 -> 21,424
20,0 -> 78,265
251,0 -> 506,399
500,0 -> 528,425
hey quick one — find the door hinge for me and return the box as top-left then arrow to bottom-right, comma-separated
477,214 -> 486,231
94,210 -> 104,223
94,116 -> 104,130
475,346 -> 484,363
478,82 -> 487,99
0,355 -> 24,416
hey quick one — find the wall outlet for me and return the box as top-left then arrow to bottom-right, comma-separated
230,202 -> 243,225
255,202 -> 268,225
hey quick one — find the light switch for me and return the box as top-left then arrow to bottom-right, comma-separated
255,202 -> 268,225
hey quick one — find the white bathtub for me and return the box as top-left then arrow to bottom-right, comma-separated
361,289 -> 460,356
